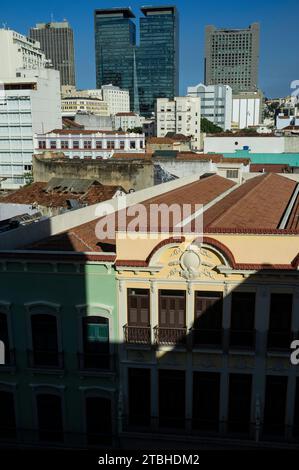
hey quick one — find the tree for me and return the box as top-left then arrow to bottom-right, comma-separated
127,127 -> 143,134
200,118 -> 223,134
24,171 -> 34,186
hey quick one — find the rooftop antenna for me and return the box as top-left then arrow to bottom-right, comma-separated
50,12 -> 54,23
2,22 -> 7,29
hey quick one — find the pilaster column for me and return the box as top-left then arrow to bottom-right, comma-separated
150,281 -> 158,344
186,281 -> 194,432
253,285 -> 270,441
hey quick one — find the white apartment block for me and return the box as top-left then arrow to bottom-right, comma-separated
101,84 -> 130,115
188,83 -> 232,130
113,112 -> 145,131
0,69 -> 61,189
0,28 -> 61,189
156,97 -> 201,150
61,97 -> 109,117
232,91 -> 264,129
0,29 -> 48,79
34,130 -> 145,159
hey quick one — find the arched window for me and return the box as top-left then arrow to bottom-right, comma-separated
81,316 -> 109,370
36,393 -> 63,442
31,314 -> 60,368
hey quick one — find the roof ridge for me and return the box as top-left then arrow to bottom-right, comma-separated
205,173 -> 269,228
68,231 -> 95,251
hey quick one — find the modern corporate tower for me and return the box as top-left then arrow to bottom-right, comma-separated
30,21 -> 76,87
94,6 -> 179,116
205,23 -> 260,92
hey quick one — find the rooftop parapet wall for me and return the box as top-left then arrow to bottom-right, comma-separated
33,155 -> 154,192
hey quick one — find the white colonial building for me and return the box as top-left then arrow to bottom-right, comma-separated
156,97 -> 201,150
188,83 -> 232,131
34,129 -> 145,159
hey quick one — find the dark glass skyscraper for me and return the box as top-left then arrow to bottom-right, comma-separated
137,6 -> 179,116
94,6 -> 179,116
94,8 -> 137,111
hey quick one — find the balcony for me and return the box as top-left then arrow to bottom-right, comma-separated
229,330 -> 256,352
27,350 -> 64,370
78,352 -> 115,372
154,326 -> 187,346
123,325 -> 151,345
192,329 -> 223,350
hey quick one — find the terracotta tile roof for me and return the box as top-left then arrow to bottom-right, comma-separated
112,153 -> 152,160
175,153 -> 250,164
165,133 -> 192,141
46,129 -> 130,135
1,181 -> 124,208
62,118 -> 84,129
250,164 -> 291,173
207,132 -> 276,137
25,175 -> 235,252
283,125 -> 299,130
147,135 -> 191,144
286,194 -> 299,230
147,137 -> 178,144
115,112 -> 137,116
204,173 -> 297,230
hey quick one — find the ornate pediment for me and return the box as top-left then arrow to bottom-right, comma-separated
156,241 -> 227,281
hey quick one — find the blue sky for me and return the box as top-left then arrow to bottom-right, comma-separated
1,0 -> 298,97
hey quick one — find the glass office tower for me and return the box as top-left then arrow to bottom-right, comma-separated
137,6 -> 179,116
94,6 -> 179,116
94,8 -> 137,110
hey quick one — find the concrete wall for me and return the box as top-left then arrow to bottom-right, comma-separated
154,159 -> 214,179
204,136 -> 285,154
74,114 -> 113,131
284,137 -> 299,153
33,155 -> 154,192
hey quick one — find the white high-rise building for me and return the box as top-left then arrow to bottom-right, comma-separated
0,28 -> 61,189
156,97 -> 201,150
188,83 -> 232,131
0,29 -> 48,78
101,84 -> 130,115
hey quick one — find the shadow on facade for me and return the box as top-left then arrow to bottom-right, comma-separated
121,268 -> 299,450
0,227 -> 298,450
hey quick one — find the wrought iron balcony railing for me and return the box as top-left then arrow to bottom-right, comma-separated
123,325 -> 151,345
154,326 -> 187,346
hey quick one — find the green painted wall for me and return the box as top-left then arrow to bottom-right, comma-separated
0,259 -> 118,446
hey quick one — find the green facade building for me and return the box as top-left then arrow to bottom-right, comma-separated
0,253 -> 118,448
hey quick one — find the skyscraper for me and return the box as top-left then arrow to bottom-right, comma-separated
29,21 -> 76,86
204,23 -> 260,93
94,6 -> 179,116
137,6 -> 179,116
94,8 -> 136,111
